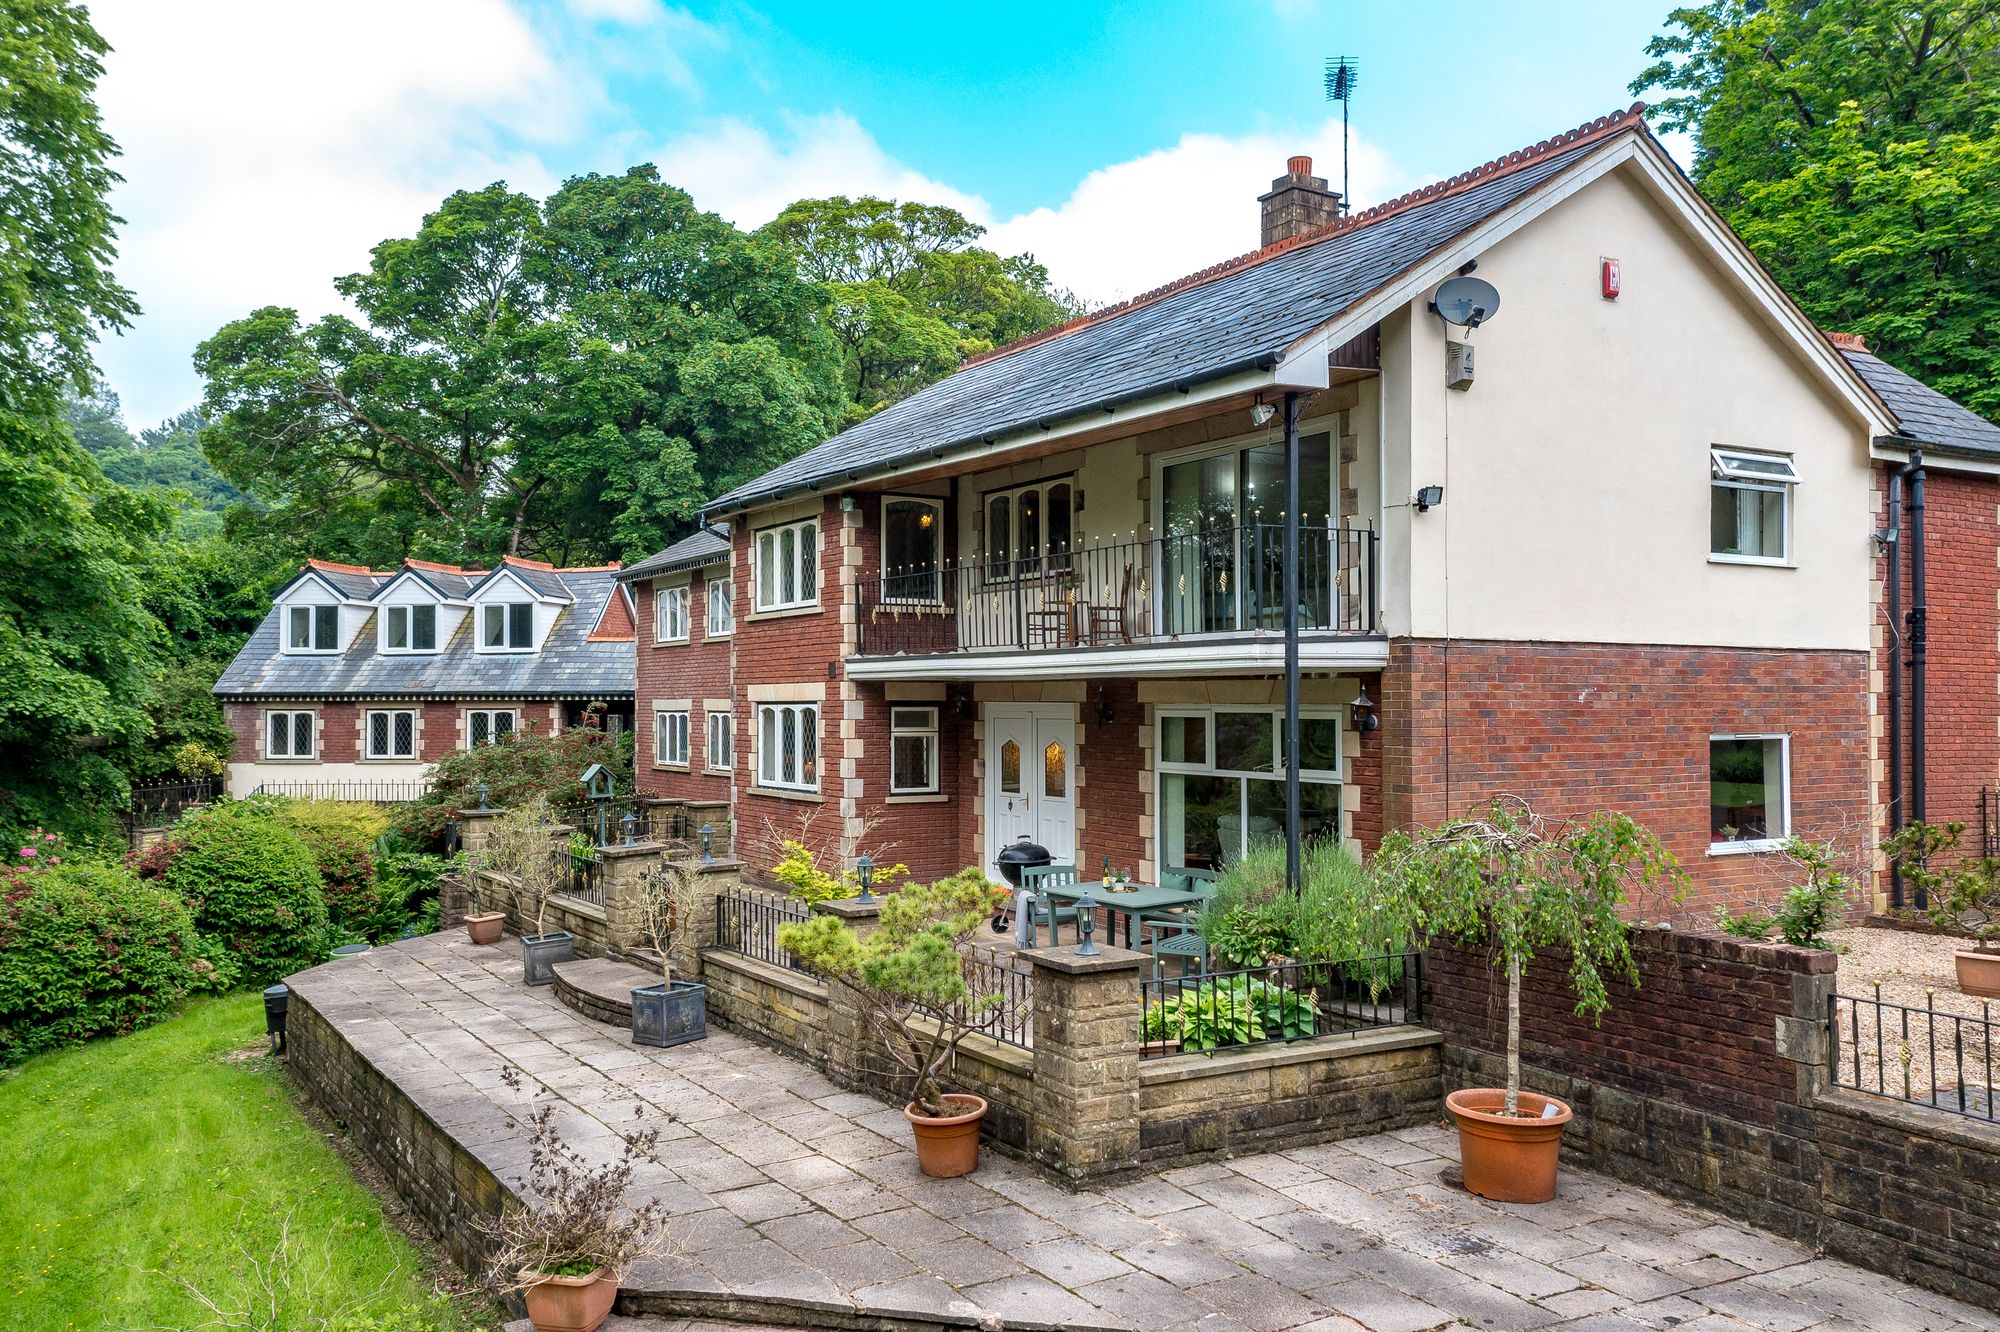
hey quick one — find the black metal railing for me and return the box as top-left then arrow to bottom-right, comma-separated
1140,951 -> 1423,1060
252,779 -> 432,804
125,780 -> 215,830
555,800 -> 697,848
563,848 -> 604,907
1829,986 -> 2000,1120
714,889 -> 815,974
960,943 -> 1034,1050
857,524 -> 1377,658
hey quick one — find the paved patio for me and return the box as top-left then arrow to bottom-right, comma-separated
296,935 -> 2000,1332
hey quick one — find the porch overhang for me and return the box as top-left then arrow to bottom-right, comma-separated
844,634 -> 1389,682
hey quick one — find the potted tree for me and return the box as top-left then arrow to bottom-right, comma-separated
483,797 -> 574,985
778,868 -> 1014,1177
630,859 -> 709,1048
485,1071 -> 672,1332
1883,821 -> 2000,997
1369,797 -> 1683,1203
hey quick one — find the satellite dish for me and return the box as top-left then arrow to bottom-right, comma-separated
1431,276 -> 1502,328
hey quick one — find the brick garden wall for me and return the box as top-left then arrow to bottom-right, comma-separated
1382,639 -> 1871,911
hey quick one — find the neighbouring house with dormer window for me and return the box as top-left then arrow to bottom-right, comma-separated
213,556 -> 636,799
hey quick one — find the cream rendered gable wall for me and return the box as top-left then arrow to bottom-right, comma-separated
1382,160 -> 1874,652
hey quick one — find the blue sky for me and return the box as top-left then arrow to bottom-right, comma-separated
89,0 -> 1680,426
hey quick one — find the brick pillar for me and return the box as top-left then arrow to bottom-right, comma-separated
597,842 -> 666,960
685,800 -> 732,856
814,897 -> 887,1093
675,858 -> 740,983
1026,943 -> 1145,1185
1777,949 -> 1841,1101
456,806 -> 503,857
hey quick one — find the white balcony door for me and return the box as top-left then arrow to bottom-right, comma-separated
986,704 -> 1076,877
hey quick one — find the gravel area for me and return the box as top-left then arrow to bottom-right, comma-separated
1828,925 -> 2000,1105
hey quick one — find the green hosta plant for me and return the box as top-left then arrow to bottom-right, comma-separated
1368,797 -> 1685,1115
778,868 -> 1011,1117
1142,976 -> 1320,1052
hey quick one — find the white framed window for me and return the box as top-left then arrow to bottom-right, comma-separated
1710,734 -> 1790,853
705,578 -> 734,636
981,477 -> 1074,582
706,710 -> 733,772
654,585 -> 689,643
480,602 -> 534,650
889,706 -> 940,795
381,603 -> 437,653
365,709 -> 417,760
882,497 -> 944,603
1156,707 -> 1343,872
655,710 -> 689,767
756,702 -> 819,792
1710,448 -> 1798,565
466,709 -> 515,748
754,518 -> 818,612
265,709 -> 316,759
286,603 -> 341,653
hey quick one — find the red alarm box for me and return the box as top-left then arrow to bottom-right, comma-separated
1601,257 -> 1622,300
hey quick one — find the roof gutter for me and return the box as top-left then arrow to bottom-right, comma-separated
704,350 -> 1287,519
616,551 -> 728,583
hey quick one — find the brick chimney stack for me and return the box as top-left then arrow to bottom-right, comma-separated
1259,155 -> 1343,245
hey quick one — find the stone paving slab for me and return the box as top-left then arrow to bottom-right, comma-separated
298,935 -> 2000,1332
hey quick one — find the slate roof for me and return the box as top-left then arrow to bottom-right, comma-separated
293,560 -> 386,601
377,561 -> 479,600
619,526 -> 731,582
1840,348 -> 2000,460
706,107 -> 1650,514
474,558 -> 580,601
215,566 -> 634,701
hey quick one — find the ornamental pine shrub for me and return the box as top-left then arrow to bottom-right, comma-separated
164,802 -> 330,985
0,853 -> 234,1065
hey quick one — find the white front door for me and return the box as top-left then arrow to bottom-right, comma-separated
987,704 -> 1077,875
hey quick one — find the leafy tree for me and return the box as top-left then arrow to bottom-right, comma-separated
760,197 -> 1081,422
1635,1 -> 2000,414
196,168 -> 845,566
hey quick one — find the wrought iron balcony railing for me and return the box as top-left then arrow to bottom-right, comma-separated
856,524 -> 1376,658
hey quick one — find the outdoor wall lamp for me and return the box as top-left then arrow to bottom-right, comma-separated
700,823 -> 714,862
1075,885 -> 1100,956
620,811 -> 638,846
1352,688 -> 1380,734
856,854 -> 875,903
1097,687 -> 1116,725
1414,485 -> 1444,513
475,782 -> 490,810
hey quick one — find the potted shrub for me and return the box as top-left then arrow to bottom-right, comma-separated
1883,821 -> 2000,996
483,798 -> 573,984
630,859 -> 708,1048
778,868 -> 1014,1177
485,1072 -> 672,1332
1369,797 -> 1683,1204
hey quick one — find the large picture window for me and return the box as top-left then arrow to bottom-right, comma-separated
1158,433 -> 1333,634
286,603 -> 341,652
1710,448 -> 1798,564
754,519 -> 818,612
757,702 -> 819,792
1710,734 -> 1789,851
982,477 -> 1073,581
882,497 -> 943,603
1156,707 -> 1342,872
481,602 -> 534,650
266,710 -> 316,758
890,706 -> 939,795
366,709 -> 417,760
382,603 -> 437,652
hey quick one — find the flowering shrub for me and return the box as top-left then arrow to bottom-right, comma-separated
398,715 -> 632,842
0,847 -> 234,1065
163,802 -> 328,985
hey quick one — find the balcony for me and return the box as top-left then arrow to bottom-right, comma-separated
851,525 -> 1382,680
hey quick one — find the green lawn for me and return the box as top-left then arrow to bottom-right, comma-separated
0,994 -> 497,1331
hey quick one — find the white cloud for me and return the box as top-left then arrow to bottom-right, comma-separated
91,0 -> 577,423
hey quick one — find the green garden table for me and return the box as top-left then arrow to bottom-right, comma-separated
1032,881 -> 1205,948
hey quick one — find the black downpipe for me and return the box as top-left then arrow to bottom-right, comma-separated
1886,467 -> 1905,909
1282,391 -> 1302,896
1909,451 -> 1929,908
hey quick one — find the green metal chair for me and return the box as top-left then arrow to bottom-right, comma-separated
1020,863 -> 1080,945
1144,869 -> 1217,979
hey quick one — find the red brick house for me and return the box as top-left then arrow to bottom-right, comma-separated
627,106 -> 1995,911
213,557 -> 635,799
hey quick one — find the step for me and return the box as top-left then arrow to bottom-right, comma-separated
551,956 -> 661,1027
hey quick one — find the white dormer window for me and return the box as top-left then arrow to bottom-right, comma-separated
481,602 -> 534,651
382,603 -> 437,652
287,604 -> 340,653
655,585 -> 689,643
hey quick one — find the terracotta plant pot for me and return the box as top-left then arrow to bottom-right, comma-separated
1445,1087 -> 1573,1204
520,1266 -> 617,1332
905,1094 -> 987,1178
464,912 -> 505,945
1956,950 -> 2000,999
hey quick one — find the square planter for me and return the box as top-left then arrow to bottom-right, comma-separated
631,980 -> 707,1049
522,931 -> 574,986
